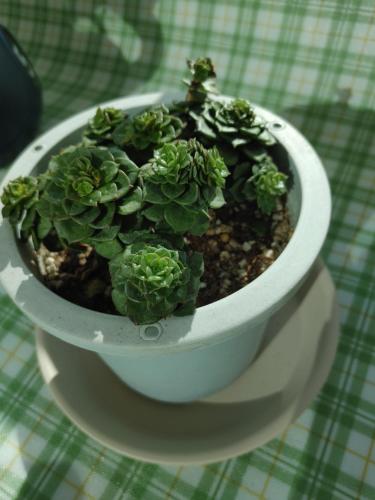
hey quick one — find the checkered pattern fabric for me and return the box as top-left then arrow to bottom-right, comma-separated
0,1 -> 374,498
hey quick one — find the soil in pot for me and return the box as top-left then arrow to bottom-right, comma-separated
32,197 -> 292,312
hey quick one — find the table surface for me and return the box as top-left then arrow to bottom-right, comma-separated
0,1 -> 374,499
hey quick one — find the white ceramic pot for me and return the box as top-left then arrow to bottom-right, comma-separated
0,93 -> 331,403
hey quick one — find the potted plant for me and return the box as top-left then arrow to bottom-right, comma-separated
0,58 -> 330,403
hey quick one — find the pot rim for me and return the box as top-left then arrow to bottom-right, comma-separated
0,93 -> 331,354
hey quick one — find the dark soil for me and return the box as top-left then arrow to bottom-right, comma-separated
187,198 -> 292,306
34,198 -> 292,313
32,243 -> 117,314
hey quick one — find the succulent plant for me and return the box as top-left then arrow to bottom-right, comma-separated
190,98 -> 276,150
251,161 -> 288,215
109,243 -> 203,324
230,155 -> 288,214
112,105 -> 183,150
36,145 -> 141,255
141,139 -> 229,234
184,57 -> 218,103
0,175 -> 51,245
1,176 -> 39,225
83,107 -> 126,144
0,56 -> 291,326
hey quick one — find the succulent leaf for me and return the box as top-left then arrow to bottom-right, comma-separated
164,204 -> 196,232
143,204 -> 164,222
95,239 -> 123,259
118,229 -> 185,251
54,219 -> 94,243
117,187 -> 143,215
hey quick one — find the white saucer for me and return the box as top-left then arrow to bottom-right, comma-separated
36,261 -> 340,465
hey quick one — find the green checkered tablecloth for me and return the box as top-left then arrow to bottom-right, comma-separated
1,1 -> 374,498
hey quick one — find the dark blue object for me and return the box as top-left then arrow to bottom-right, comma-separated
0,25 -> 42,167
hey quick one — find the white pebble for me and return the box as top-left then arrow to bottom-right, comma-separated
242,241 -> 253,252
264,249 -> 274,258
220,251 -> 230,260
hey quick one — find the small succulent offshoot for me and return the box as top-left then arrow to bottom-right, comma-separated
0,56 -> 290,325
230,155 -> 288,214
1,176 -> 39,225
250,159 -> 288,215
113,105 -> 183,151
83,107 -> 126,144
0,175 -> 48,246
185,57 -> 218,103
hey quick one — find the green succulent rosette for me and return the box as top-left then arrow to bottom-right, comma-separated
112,105 -> 183,151
230,154 -> 288,214
36,145 -> 142,254
190,98 -> 276,152
184,57 -> 218,103
141,139 -> 229,235
1,176 -> 39,225
83,107 -> 126,144
109,243 -> 203,324
0,175 -> 51,245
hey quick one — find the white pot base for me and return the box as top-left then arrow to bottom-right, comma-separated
35,261 -> 339,465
